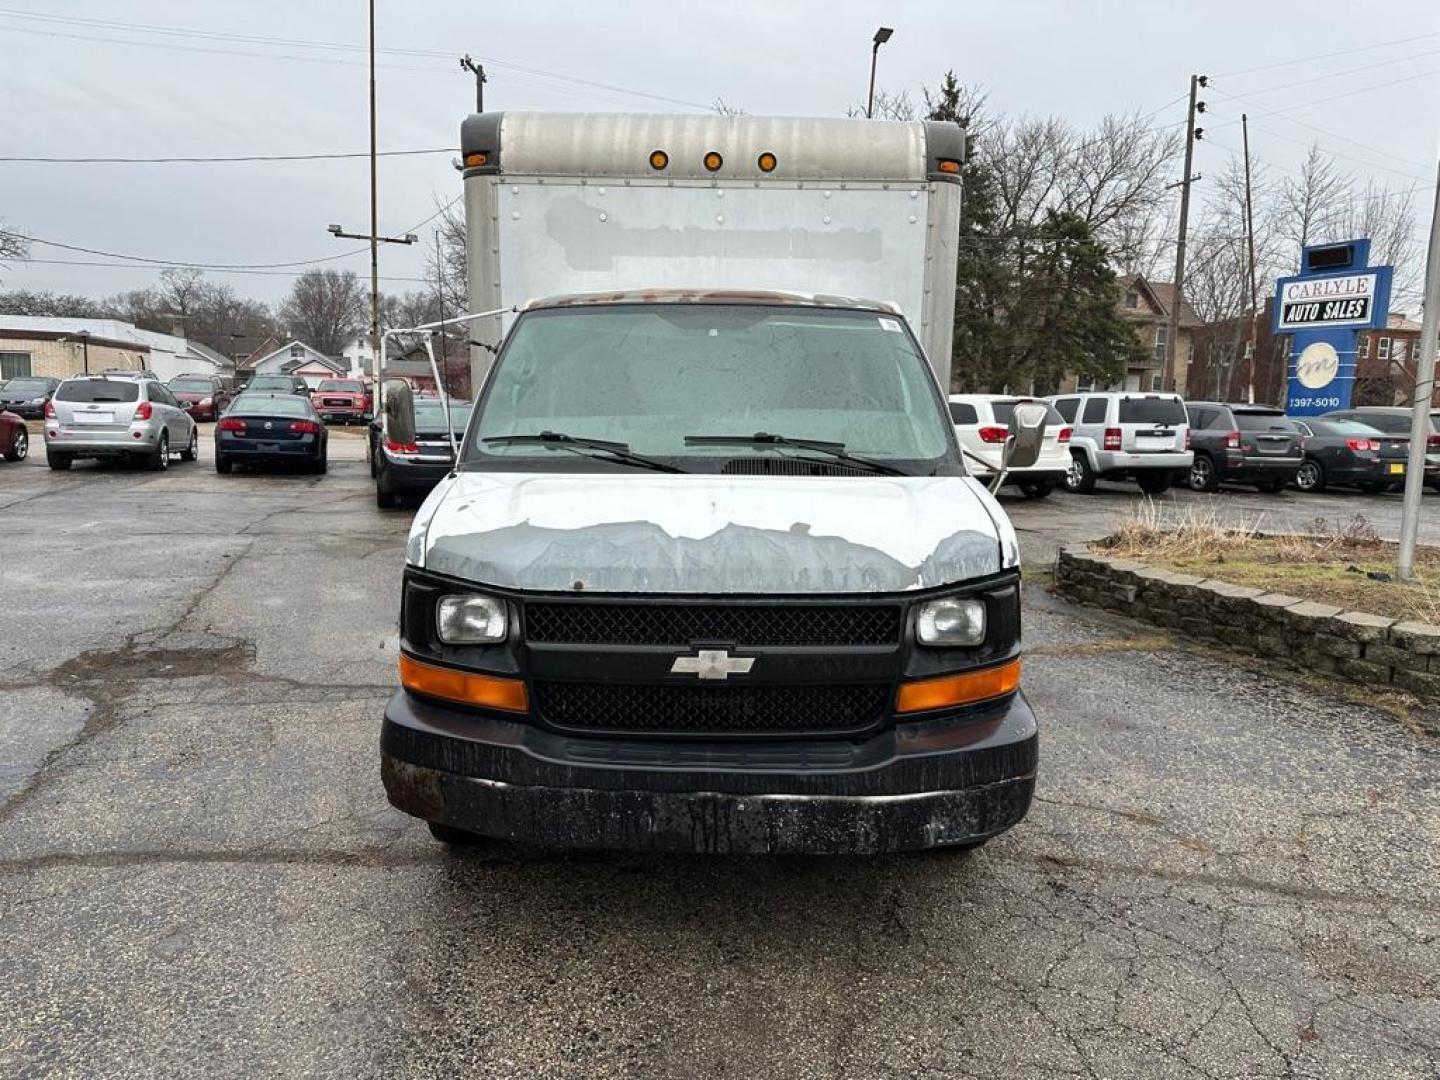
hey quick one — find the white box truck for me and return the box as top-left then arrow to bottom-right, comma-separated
380,111 -> 1042,854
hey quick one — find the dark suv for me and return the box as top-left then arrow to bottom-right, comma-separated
1183,403 -> 1304,493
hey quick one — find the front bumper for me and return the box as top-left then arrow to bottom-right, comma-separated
381,688 -> 1038,854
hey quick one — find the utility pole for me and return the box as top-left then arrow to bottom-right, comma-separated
79,330 -> 90,375
1397,159 -> 1440,581
1163,74 -> 1206,394
460,55 -> 486,112
368,0 -> 380,384
866,27 -> 893,119
1242,113 -> 1260,404
434,228 -> 449,401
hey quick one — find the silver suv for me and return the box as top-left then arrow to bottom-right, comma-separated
45,375 -> 199,471
1048,391 -> 1194,494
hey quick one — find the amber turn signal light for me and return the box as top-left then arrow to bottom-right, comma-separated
649,149 -> 669,170
703,151 -> 723,172
895,657 -> 1020,714
936,158 -> 961,174
757,151 -> 777,173
463,151 -> 489,168
399,653 -> 528,713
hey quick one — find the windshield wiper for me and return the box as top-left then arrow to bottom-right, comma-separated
482,431 -> 684,473
683,432 -> 908,476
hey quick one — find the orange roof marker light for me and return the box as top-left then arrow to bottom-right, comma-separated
703,151 -> 724,172
649,149 -> 669,170
757,151 -> 777,173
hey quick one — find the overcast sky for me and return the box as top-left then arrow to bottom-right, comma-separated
1,1 -> 1437,306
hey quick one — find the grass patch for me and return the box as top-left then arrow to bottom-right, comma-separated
1096,504 -> 1440,623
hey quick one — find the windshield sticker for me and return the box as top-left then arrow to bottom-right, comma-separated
877,317 -> 902,333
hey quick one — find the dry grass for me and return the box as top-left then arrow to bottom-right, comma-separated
1098,503 -> 1440,623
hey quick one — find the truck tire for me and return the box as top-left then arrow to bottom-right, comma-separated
1064,452 -> 1096,494
1136,472 -> 1170,495
1017,480 -> 1053,499
1187,453 -> 1219,492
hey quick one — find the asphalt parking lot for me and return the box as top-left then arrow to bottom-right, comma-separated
1,428 -> 1437,1079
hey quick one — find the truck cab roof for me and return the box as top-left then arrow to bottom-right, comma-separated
521,288 -> 904,315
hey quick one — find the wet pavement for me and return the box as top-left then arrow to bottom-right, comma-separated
0,440 -> 1436,1079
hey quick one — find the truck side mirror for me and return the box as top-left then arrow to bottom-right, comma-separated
1004,401 -> 1049,470
384,379 -> 415,446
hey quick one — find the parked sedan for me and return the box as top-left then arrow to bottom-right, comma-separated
948,394 -> 1071,498
0,376 -> 61,418
45,376 -> 198,471
167,374 -> 233,421
215,392 -> 328,474
371,397 -> 473,508
1322,407 -> 1440,491
1288,418 -> 1408,493
0,408 -> 28,463
313,378 -> 370,424
1183,402 -> 1303,492
245,375 -> 312,397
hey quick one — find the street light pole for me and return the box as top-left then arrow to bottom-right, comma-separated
866,27 -> 893,119
368,0 -> 380,386
1397,159 -> 1440,581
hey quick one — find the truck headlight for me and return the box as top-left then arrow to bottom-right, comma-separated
436,594 -> 508,644
915,597 -> 986,646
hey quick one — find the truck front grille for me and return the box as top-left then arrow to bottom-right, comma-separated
524,602 -> 901,647
533,681 -> 889,735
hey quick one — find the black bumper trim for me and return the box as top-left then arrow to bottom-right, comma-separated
381,689 -> 1037,796
383,755 -> 1033,853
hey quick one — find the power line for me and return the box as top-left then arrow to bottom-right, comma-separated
1207,86 -> 1433,177
0,9 -> 715,110
1,230 -> 368,270
17,257 -> 431,284
1214,47 -> 1440,99
0,148 -> 456,165
1207,67 -> 1440,134
1217,29 -> 1440,78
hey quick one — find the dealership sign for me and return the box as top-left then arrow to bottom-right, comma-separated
1277,273 -> 1378,330
1272,240 -> 1393,417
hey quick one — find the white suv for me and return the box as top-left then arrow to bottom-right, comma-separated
1047,392 -> 1192,494
948,394 -> 1072,498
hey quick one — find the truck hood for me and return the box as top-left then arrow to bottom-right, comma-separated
409,472 -> 1017,594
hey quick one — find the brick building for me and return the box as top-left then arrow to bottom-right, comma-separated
1053,274 -> 1200,395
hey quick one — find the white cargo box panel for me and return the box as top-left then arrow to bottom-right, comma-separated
462,112 -> 964,386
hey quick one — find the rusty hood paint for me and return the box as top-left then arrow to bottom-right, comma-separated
408,472 -> 1015,594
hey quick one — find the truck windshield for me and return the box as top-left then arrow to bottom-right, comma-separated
468,304 -> 953,472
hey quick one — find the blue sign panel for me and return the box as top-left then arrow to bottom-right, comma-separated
1273,239 -> 1393,416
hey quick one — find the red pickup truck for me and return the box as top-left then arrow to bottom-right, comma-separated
313,379 -> 370,425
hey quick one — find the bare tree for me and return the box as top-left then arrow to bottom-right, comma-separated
277,269 -> 367,356
847,88 -> 916,121
711,97 -> 746,116
0,223 -> 29,282
1060,113 -> 1182,269
1275,144 -> 1347,257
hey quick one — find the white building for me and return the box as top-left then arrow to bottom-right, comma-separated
0,315 -> 232,383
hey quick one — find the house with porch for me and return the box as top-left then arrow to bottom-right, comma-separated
1052,275 -> 1200,395
241,340 -> 350,388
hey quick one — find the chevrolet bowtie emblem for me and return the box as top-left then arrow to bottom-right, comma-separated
670,649 -> 755,680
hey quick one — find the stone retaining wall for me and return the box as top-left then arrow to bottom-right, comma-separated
1054,547 -> 1440,697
